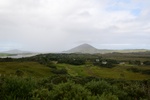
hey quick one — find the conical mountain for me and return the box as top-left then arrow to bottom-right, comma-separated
64,43 -> 150,54
64,43 -> 99,54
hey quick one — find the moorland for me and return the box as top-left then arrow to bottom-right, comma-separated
0,52 -> 150,100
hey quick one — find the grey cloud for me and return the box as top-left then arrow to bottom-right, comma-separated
0,0 -> 150,52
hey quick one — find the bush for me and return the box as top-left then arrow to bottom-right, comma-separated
49,81 -> 91,100
0,77 -> 36,100
15,69 -> 24,77
0,76 -> 149,100
124,82 -> 147,100
51,68 -> 68,74
142,69 -> 150,75
31,88 -> 50,100
127,68 -> 141,73
143,61 -> 150,65
85,80 -> 126,100
85,80 -> 112,95
99,93 -> 119,100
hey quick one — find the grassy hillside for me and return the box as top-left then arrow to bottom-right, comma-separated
0,61 -> 150,80
56,63 -> 150,80
0,62 -> 52,78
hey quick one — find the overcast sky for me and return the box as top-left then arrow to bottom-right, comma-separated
0,0 -> 150,52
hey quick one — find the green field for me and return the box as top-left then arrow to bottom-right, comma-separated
1,61 -> 149,80
57,63 -> 150,80
0,62 -> 52,78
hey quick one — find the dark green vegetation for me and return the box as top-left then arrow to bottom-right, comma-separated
0,76 -> 150,100
0,52 -> 150,99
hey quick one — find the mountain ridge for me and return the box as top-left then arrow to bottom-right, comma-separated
64,44 -> 149,54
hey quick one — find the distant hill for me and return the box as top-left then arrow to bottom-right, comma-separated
64,44 -> 149,54
1,49 -> 33,54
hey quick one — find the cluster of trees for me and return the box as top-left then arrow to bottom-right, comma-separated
129,60 -> 141,65
50,68 -> 68,74
1,53 -> 150,68
0,76 -> 150,100
0,57 -> 14,62
25,54 -> 119,68
127,67 -> 150,75
58,58 -> 85,65
143,61 -> 150,65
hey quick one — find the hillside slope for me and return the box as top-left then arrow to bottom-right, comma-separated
64,44 -> 149,54
64,44 -> 100,54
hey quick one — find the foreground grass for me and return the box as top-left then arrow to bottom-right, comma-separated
0,62 -> 52,78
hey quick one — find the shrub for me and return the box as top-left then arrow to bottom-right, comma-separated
15,69 -> 24,77
85,80 -> 126,100
99,93 -> 119,100
49,81 -> 91,100
0,77 -> 36,100
127,68 -> 141,73
85,80 -> 112,95
142,69 -> 150,75
124,82 -> 147,100
51,68 -> 68,74
31,88 -> 50,100
143,61 -> 150,65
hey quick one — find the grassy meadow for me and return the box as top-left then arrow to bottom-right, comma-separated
57,63 -> 150,80
0,61 -> 149,80
0,62 -> 52,78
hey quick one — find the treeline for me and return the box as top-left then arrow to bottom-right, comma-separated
1,53 -> 150,67
0,54 -> 119,69
0,75 -> 150,100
